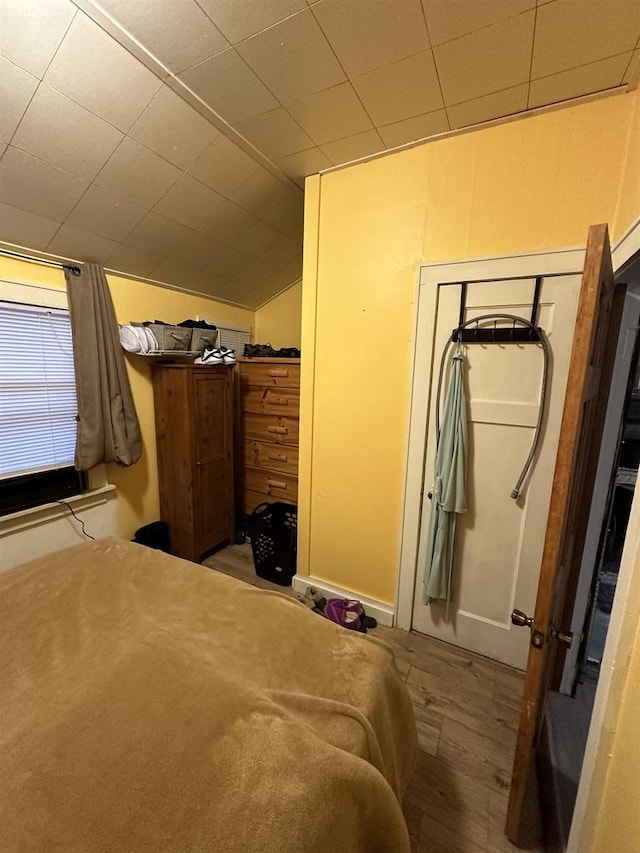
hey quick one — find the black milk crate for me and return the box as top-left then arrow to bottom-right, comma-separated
248,502 -> 297,586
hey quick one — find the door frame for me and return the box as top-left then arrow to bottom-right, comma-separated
396,246 -> 587,634
394,219 -> 640,850
568,217 -> 640,851
559,286 -> 640,694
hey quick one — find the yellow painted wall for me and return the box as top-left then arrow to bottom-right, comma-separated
254,281 -> 302,348
613,87 -> 640,240
299,90 -> 640,605
0,256 -> 253,538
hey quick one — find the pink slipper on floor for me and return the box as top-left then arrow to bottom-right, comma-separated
325,598 -> 377,631
324,598 -> 366,633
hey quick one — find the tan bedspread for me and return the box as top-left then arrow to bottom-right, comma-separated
0,538 -> 416,852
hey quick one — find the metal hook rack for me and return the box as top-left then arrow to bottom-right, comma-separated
451,276 -> 543,344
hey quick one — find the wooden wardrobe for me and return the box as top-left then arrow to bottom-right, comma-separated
237,358 -> 300,514
152,364 -> 234,561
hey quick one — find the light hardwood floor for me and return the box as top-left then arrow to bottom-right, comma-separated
203,545 -> 544,853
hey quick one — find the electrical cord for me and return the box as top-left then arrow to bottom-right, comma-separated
56,500 -> 96,539
435,313 -> 550,501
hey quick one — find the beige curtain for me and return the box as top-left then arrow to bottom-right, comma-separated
65,263 -> 141,471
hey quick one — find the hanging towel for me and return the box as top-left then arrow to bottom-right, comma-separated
423,349 -> 468,607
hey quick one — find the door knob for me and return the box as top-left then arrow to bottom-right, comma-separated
511,609 -> 534,629
512,609 -> 545,648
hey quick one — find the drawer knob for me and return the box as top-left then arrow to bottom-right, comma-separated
268,453 -> 287,462
270,397 -> 288,406
268,369 -> 288,377
268,425 -> 287,435
268,479 -> 287,490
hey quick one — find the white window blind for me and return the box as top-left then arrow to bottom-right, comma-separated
217,325 -> 251,355
0,301 -> 78,479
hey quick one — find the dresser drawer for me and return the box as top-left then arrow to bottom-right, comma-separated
243,491 -> 297,515
243,490 -> 273,515
241,385 -> 300,417
239,362 -> 300,388
243,413 -> 299,446
244,467 -> 298,501
242,440 -> 299,476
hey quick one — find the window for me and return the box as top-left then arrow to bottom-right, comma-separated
216,324 -> 251,355
0,299 -> 85,515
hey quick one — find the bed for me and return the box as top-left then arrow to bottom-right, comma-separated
0,538 -> 416,852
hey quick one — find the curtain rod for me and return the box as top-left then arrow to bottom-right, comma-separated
0,248 -> 82,276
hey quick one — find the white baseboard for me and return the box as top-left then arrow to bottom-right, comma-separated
291,574 -> 395,627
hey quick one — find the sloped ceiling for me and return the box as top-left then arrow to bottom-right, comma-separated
1,0 -> 639,309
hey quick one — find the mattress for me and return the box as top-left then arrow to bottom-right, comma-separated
0,538 -> 416,852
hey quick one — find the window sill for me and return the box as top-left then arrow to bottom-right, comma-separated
0,484 -> 117,537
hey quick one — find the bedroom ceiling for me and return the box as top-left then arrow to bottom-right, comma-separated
0,0 -> 639,309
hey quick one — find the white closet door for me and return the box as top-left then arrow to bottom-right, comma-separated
411,274 -> 580,668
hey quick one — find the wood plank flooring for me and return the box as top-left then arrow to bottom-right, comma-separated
203,545 -> 544,853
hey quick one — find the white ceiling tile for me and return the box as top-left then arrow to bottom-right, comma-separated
312,0 -> 430,77
179,49 -> 279,126
448,83 -> 528,128
422,0 -> 534,47
205,274 -> 255,304
129,86 -> 219,170
0,59 -> 38,143
230,168 -> 295,217
275,257 -> 302,283
47,223 -> 118,264
207,245 -> 254,282
263,192 -> 305,240
235,108 -> 315,158
275,147 -> 332,184
198,198 -> 258,243
434,10 -> 534,105
11,84 -> 123,180
352,50 -> 444,126
262,234 -> 303,270
232,220 -> 281,258
168,230 -> 223,271
43,12 -> 162,132
65,184 -> 147,242
288,83 -> 373,145
199,0 -> 307,44
105,243 -> 166,279
125,211 -> 192,255
0,146 -> 88,221
148,255 -> 225,296
188,134 -> 260,197
320,129 -> 385,165
529,53 -> 632,109
532,0 -> 640,79
625,50 -> 640,87
236,257 -> 285,287
0,0 -> 76,78
0,202 -> 60,250
237,9 -> 346,104
378,109 -> 449,147
94,138 -> 181,209
153,174 -> 225,229
95,0 -> 229,74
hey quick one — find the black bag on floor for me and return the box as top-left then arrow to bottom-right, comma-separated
132,520 -> 171,553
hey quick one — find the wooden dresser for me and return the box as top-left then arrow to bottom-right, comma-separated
237,358 -> 300,514
153,364 -> 234,561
